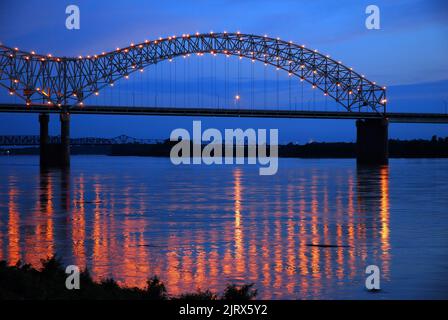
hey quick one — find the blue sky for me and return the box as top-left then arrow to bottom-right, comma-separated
0,0 -> 447,142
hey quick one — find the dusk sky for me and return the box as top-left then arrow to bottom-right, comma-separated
0,0 -> 447,142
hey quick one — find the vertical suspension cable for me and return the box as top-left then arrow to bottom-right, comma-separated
237,55 -> 241,108
132,70 -> 135,107
276,68 -> 279,110
251,59 -> 254,109
183,55 -> 186,107
196,56 -> 200,108
169,58 -> 172,107
213,54 -> 219,108
139,68 -> 143,106
155,62 -> 158,107
225,55 -> 228,108
201,55 -> 204,107
289,74 -> 291,110
209,54 -> 214,107
301,79 -> 304,110
263,63 -> 266,109
146,63 -> 150,106
174,57 -> 177,107
118,74 -> 121,106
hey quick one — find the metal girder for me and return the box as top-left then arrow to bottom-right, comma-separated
0,33 -> 387,113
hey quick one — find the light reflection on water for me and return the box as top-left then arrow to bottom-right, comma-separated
0,156 -> 447,299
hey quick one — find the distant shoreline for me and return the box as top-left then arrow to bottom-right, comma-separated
1,136 -> 447,158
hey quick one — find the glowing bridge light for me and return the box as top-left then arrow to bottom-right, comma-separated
235,95 -> 240,100
381,99 -> 387,104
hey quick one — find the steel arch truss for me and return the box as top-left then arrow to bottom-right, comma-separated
0,33 -> 387,113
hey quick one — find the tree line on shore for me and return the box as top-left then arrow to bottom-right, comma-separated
0,256 -> 257,300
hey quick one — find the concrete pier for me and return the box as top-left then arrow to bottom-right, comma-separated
60,112 -> 70,167
39,112 -> 71,167
356,118 -> 389,165
39,113 -> 50,166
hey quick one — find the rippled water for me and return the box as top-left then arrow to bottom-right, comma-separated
0,156 -> 447,299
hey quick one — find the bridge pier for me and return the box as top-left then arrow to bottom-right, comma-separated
60,112 -> 70,167
38,112 -> 71,167
39,113 -> 50,166
356,118 -> 389,165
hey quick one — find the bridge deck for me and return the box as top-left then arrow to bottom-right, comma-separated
0,104 -> 447,123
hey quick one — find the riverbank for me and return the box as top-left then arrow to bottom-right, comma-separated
1,136 -> 448,158
0,257 -> 257,300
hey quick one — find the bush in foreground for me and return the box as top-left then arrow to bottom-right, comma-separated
0,256 -> 257,300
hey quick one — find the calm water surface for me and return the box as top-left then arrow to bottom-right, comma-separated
0,156 -> 447,299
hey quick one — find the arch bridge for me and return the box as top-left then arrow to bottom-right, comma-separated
0,32 -> 426,167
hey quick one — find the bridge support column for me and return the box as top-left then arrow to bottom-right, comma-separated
39,113 -> 50,167
356,118 -> 389,165
60,112 -> 70,167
